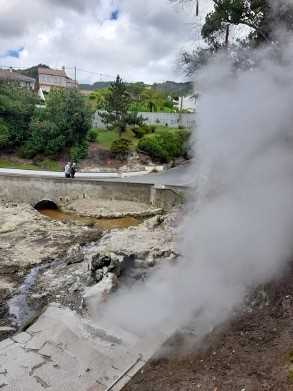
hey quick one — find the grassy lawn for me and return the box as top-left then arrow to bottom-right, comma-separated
94,126 -> 187,150
0,159 -> 61,171
154,125 -> 186,133
95,129 -> 119,149
95,128 -> 138,150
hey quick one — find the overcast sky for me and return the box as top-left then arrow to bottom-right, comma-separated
0,0 -> 207,84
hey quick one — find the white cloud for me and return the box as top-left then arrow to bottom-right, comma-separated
0,0 -> 195,83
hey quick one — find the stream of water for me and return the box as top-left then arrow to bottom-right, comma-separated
8,260 -> 61,327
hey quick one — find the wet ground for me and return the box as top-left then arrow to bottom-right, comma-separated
1,206 -> 146,340
39,208 -> 142,230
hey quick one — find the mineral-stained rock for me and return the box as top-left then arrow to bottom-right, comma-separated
93,213 -> 178,268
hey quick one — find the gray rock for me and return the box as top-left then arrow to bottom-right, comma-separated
91,254 -> 111,271
66,244 -> 84,265
108,257 -> 121,277
95,270 -> 104,283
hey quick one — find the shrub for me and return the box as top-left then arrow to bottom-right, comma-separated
132,124 -> 156,139
137,129 -> 191,163
0,120 -> 10,149
87,128 -> 98,142
111,138 -> 131,159
70,142 -> 88,162
127,112 -> 146,127
23,119 -> 65,158
137,134 -> 170,163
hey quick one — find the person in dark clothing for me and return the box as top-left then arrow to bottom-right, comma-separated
70,162 -> 77,178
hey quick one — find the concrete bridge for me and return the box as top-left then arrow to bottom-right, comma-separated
0,171 -> 189,210
0,169 -> 190,390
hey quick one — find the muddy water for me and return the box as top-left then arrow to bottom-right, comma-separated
39,208 -> 142,230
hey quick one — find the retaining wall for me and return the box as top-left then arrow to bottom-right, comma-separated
93,111 -> 196,129
0,174 -> 187,210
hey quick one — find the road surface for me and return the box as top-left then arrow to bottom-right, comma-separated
0,164 -> 195,187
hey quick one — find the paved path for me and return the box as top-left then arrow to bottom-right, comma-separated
0,164 -> 194,187
0,304 -> 171,391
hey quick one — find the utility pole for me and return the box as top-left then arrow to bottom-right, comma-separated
196,0 -> 199,16
74,66 -> 77,87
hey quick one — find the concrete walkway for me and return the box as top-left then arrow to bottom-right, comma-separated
0,304 -> 170,391
0,163 -> 193,186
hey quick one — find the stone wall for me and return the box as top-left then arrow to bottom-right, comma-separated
0,174 -> 187,210
93,111 -> 196,129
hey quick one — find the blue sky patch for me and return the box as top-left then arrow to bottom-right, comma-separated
110,9 -> 119,21
0,47 -> 24,59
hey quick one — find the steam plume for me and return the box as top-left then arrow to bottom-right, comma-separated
96,21 -> 293,343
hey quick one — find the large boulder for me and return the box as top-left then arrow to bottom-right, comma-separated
90,252 -> 124,282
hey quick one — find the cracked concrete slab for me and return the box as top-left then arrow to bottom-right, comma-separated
0,304 -> 168,390
12,331 -> 32,345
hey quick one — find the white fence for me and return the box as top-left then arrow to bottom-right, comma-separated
93,111 -> 196,129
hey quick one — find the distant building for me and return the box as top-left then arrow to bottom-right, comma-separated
173,95 -> 197,113
36,66 -> 77,93
0,68 -> 35,89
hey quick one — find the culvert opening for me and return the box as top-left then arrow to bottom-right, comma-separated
34,200 -> 58,211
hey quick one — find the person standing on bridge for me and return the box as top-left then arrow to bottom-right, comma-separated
64,162 -> 72,178
70,162 -> 77,178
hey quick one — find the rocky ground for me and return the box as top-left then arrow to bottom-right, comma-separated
0,201 -> 101,339
123,263 -> 293,391
3,200 -> 293,390
28,212 -> 178,318
0,200 -> 178,343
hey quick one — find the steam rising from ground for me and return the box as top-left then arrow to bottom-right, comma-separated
97,37 -> 293,341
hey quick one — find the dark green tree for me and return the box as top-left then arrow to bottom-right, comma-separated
45,89 -> 91,146
171,0 -> 293,49
0,84 -> 37,148
99,75 -> 132,135
24,88 -> 91,157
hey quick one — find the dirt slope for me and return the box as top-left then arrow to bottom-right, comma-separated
124,263 -> 293,391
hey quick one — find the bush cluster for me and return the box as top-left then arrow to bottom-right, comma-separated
111,138 -> 131,160
131,124 -> 156,139
137,129 -> 190,163
0,85 -> 91,161
70,142 -> 89,162
0,120 -> 9,148
87,128 -> 98,142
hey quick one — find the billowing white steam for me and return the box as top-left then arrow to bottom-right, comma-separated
97,22 -> 293,341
